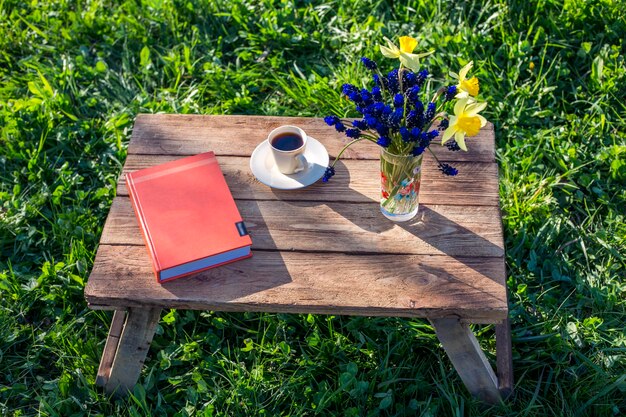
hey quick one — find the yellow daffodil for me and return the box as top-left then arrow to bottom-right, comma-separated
442,98 -> 487,151
450,61 -> 480,98
379,36 -> 433,71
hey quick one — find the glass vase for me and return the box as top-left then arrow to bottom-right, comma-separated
379,148 -> 423,222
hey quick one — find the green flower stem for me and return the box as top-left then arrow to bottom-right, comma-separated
427,146 -> 443,166
380,150 -> 422,209
431,87 -> 446,103
329,137 -> 377,168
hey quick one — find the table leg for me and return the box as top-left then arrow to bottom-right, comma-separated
430,318 -> 501,404
96,309 -> 127,387
495,317 -> 514,398
95,307 -> 161,396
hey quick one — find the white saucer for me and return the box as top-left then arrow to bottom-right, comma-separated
250,136 -> 329,190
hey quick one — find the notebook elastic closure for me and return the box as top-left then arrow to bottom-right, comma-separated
236,221 -> 248,237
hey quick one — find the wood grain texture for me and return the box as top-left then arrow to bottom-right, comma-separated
128,114 -> 495,162
116,154 -> 500,206
101,197 -> 505,258
85,246 -> 507,322
430,318 -> 501,404
104,307 -> 161,396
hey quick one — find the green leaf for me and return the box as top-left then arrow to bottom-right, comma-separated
162,310 -> 176,324
592,55 -> 604,85
339,372 -> 355,390
140,46 -> 151,68
346,362 -> 358,375
379,395 -> 393,410
241,338 -> 254,352
28,81 -> 43,97
95,61 -> 107,73
37,70 -> 54,96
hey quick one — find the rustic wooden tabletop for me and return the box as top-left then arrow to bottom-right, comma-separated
86,114 -> 507,323
85,114 -> 511,402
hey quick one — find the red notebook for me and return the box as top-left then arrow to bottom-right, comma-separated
125,151 -> 252,283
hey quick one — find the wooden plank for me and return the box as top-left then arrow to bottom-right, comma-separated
128,114 -> 495,162
496,318 -> 514,398
104,307 -> 161,396
96,310 -> 127,387
430,318 -> 501,404
85,246 -> 507,322
101,197 -> 505,258
115,154 -> 500,206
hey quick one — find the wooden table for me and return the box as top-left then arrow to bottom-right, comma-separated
85,114 -> 512,403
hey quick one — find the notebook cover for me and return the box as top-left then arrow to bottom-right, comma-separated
125,151 -> 252,283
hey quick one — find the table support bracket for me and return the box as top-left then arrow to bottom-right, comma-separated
96,307 -> 161,396
430,318 -> 513,404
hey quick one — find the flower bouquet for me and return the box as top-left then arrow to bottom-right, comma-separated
322,35 -> 488,221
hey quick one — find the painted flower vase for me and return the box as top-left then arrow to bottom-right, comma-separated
379,148 -> 423,222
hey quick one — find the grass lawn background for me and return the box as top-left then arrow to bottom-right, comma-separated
1,0 -> 625,415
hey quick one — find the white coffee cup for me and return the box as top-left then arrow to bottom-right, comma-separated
268,125 -> 308,175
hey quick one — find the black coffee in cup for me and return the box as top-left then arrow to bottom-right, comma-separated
271,132 -> 304,151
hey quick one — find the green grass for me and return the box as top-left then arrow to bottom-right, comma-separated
1,0 -> 625,415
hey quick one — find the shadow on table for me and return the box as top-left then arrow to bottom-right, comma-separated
269,160 -> 505,287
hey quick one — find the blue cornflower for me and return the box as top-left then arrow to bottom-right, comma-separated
406,109 -> 421,129
438,163 -> 458,176
370,102 -> 386,116
360,89 -> 373,105
372,86 -> 382,101
406,86 -> 421,105
324,115 -> 339,126
425,102 -> 436,122
418,130 -> 437,147
400,127 -> 412,142
386,69 -> 400,94
411,100 -> 425,128
445,85 -> 457,101
345,128 -> 361,138
413,100 -> 424,114
393,93 -> 404,108
322,166 -> 335,182
377,136 -> 391,147
375,122 -> 389,137
348,91 -> 362,104
342,83 -> 358,96
446,140 -> 461,151
335,121 -> 346,132
352,119 -> 368,130
364,115 -> 378,129
400,126 -> 415,143
360,57 -> 378,71
411,146 -> 426,156
389,107 -> 403,129
415,69 -> 429,87
403,71 -> 417,89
